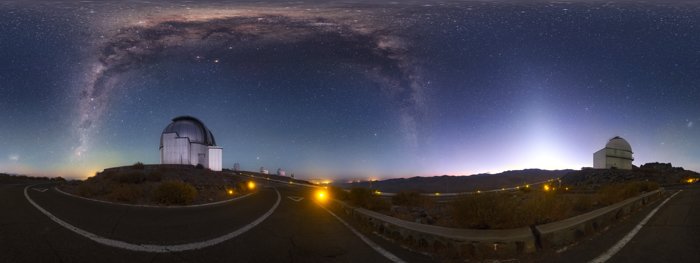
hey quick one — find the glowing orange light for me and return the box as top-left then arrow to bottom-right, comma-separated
315,190 -> 328,202
543,184 -> 551,192
227,189 -> 234,195
247,181 -> 256,190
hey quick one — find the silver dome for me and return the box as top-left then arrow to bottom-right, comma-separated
160,116 -> 216,148
606,136 -> 632,152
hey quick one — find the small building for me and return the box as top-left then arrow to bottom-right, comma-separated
260,166 -> 269,174
594,136 -> 633,170
277,168 -> 286,176
160,116 -> 223,171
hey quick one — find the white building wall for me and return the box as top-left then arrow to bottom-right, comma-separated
208,147 -> 223,171
593,149 -> 607,169
161,133 -> 191,165
189,143 -> 209,167
593,148 -> 633,170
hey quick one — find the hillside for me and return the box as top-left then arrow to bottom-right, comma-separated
62,164 -> 253,205
339,169 -> 573,193
340,163 -> 699,193
562,162 -> 699,190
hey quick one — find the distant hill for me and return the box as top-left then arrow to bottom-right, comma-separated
0,173 -> 65,184
338,169 -> 573,193
338,163 -> 700,193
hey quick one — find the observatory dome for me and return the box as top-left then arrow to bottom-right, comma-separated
160,116 -> 216,148
605,136 -> 632,153
159,116 -> 223,171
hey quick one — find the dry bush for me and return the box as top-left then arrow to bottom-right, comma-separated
598,181 -> 659,205
520,192 -> 574,225
153,181 -> 198,205
328,186 -> 349,201
108,184 -> 142,203
77,183 -> 97,197
392,191 -> 424,207
452,192 -> 520,229
349,187 -> 390,211
132,162 -> 145,170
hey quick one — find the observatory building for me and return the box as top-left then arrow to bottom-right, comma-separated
593,136 -> 633,170
160,116 -> 223,171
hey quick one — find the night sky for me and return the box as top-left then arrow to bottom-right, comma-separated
1,1 -> 698,179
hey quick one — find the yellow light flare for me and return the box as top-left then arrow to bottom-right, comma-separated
315,190 -> 328,202
543,184 -> 551,192
435,192 -> 441,196
247,181 -> 256,190
227,189 -> 234,195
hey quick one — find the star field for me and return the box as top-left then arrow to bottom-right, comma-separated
0,1 -> 699,179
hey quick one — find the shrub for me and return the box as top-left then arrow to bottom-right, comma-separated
392,191 -> 423,207
349,187 -> 390,211
114,172 -> 146,184
108,184 -> 142,203
195,164 -> 204,169
146,171 -> 162,182
598,181 -> 659,205
77,183 -> 96,197
328,186 -> 349,201
453,192 -> 520,229
520,192 -> 574,225
133,162 -> 145,169
153,181 -> 198,205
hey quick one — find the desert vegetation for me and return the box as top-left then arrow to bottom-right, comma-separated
344,180 -> 659,229
64,163 -> 252,205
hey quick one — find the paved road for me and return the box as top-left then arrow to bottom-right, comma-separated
3,179 -> 698,263
542,184 -> 700,263
0,179 -> 433,263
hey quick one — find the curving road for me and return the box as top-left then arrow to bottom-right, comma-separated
541,184 -> 700,263
0,179 -> 433,263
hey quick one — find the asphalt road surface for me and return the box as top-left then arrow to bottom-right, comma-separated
2,179 -> 698,263
542,184 -> 700,263
0,179 -> 432,263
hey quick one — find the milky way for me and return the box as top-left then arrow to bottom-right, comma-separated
2,1 -> 700,178
75,9 -> 426,157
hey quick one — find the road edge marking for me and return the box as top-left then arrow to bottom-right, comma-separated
589,190 -> 682,263
320,204 -> 406,263
25,184 -> 281,253
54,186 -> 253,208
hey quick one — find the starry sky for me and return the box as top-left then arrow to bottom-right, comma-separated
0,1 -> 698,179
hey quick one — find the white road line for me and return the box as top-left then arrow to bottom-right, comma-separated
54,186 -> 253,208
589,190 -> 682,263
320,205 -> 406,263
25,185 -> 281,253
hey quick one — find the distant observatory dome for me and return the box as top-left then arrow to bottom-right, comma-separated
605,136 -> 632,152
160,116 -> 222,171
160,116 -> 216,148
593,136 -> 633,170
